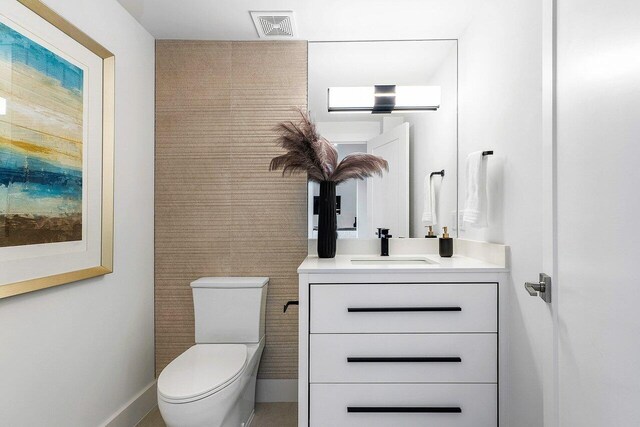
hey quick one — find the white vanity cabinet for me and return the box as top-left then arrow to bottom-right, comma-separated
298,253 -> 508,427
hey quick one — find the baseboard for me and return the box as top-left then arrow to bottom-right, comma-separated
256,379 -> 298,402
103,381 -> 157,427
100,378 -> 292,425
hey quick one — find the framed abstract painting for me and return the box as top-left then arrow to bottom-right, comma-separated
0,0 -> 114,298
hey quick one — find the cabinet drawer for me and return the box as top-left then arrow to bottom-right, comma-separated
310,383 -> 497,427
310,283 -> 497,333
310,333 -> 497,383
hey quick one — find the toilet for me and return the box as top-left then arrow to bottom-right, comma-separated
157,277 -> 268,427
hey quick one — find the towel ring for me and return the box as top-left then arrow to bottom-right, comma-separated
430,169 -> 445,178
482,151 -> 493,156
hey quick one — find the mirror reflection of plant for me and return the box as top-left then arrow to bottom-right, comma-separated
269,109 -> 388,183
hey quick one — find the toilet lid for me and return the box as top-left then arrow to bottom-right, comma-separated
158,344 -> 247,402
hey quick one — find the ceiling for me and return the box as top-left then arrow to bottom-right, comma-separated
117,0 -> 486,40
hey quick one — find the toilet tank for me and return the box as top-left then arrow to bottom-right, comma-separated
190,277 -> 268,344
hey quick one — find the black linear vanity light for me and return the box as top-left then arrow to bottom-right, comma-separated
327,85 -> 441,113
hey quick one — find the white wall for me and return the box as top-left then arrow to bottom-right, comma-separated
458,0 -> 543,425
556,0 -> 640,424
0,1 -> 155,426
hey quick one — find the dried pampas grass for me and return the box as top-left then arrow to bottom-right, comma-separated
270,109 -> 388,184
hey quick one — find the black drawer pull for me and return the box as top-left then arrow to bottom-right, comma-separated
347,356 -> 462,363
347,306 -> 461,312
348,406 -> 462,413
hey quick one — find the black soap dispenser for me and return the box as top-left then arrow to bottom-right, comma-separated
439,226 -> 453,257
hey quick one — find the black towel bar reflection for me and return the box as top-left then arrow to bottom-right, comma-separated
347,406 -> 462,414
347,306 -> 461,312
347,356 -> 462,363
430,169 -> 445,178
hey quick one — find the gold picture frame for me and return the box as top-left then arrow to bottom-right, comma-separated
0,0 -> 114,299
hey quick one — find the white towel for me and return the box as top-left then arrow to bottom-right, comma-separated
462,151 -> 489,228
421,174 -> 437,226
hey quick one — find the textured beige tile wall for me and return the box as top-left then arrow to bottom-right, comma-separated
155,41 -> 308,378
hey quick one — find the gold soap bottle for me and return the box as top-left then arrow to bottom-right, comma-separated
425,226 -> 437,238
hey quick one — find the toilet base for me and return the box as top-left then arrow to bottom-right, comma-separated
243,409 -> 255,427
218,372 -> 256,427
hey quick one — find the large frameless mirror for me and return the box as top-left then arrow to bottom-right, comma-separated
307,40 -> 458,239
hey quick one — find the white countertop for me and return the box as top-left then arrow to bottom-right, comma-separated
298,254 -> 507,274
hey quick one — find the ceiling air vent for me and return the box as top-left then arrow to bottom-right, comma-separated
250,11 -> 297,39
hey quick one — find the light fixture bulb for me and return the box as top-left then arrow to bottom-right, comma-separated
328,85 -> 440,113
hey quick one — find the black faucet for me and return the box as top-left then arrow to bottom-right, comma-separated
377,228 -> 392,256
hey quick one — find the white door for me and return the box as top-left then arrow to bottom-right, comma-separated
366,122 -> 410,238
540,0 -> 640,425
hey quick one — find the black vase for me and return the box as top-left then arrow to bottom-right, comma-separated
317,181 -> 337,258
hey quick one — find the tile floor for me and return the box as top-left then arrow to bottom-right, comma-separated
137,402 -> 297,427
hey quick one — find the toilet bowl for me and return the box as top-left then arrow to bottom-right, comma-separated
157,277 -> 268,427
158,340 -> 264,427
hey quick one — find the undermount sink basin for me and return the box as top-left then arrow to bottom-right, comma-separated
350,255 -> 438,265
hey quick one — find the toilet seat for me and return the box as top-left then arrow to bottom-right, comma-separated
158,344 -> 248,404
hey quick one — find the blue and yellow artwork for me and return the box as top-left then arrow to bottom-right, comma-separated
0,21 -> 83,247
